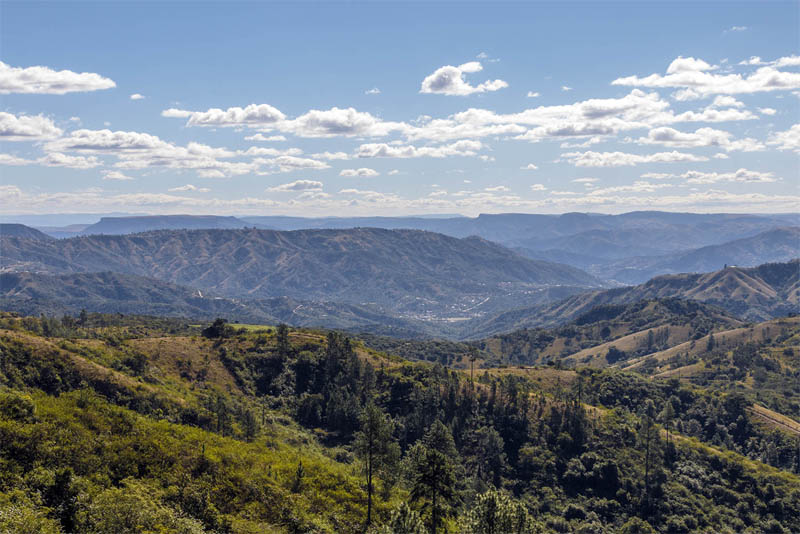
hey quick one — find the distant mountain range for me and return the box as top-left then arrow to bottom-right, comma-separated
0,227 -> 601,319
0,223 -> 54,242
0,271 -> 446,335
469,260 -> 799,338
25,211 -> 798,283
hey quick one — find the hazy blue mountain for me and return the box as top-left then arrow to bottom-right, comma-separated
0,224 -> 54,242
0,227 -> 601,319
79,215 -> 253,235
467,260 -> 799,338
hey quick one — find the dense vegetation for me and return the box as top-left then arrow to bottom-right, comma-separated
1,311 -> 799,533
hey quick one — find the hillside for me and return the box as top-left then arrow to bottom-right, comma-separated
472,260 -> 799,338
0,223 -> 54,242
603,227 -> 800,284
472,298 -> 743,366
0,312 -> 798,534
0,227 -> 601,320
0,271 -> 449,336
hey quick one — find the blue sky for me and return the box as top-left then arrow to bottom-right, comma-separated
1,1 -> 798,217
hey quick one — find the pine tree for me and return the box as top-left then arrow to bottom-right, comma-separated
354,402 -> 399,526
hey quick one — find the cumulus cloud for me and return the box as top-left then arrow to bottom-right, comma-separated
356,140 -> 483,158
572,177 -> 598,184
649,169 -> 777,184
267,179 -> 323,192
636,126 -> 765,152
0,61 -> 116,94
561,86 -> 573,92
255,155 -> 330,174
280,107 -> 408,137
561,150 -> 709,167
530,184 -> 547,191
311,151 -> 350,160
527,91 -> 540,98
163,103 -> 286,127
0,154 -> 34,166
103,170 -> 134,180
130,93 -> 145,100
340,168 -> 379,177
485,185 -> 510,192
365,87 -> 381,95
612,56 -> 800,98
758,107 -> 777,115
420,61 -> 508,96
39,152 -> 101,169
521,163 -> 538,170
168,184 -> 210,192
767,124 -> 800,152
0,151 -> 99,169
0,112 -> 63,141
739,55 -> 800,68
244,133 -> 287,142
44,128 -> 258,178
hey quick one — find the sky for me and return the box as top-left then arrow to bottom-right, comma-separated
0,1 -> 799,218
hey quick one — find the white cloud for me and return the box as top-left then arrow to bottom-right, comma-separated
39,152 -> 101,169
526,91 -> 540,98
636,126 -> 765,152
0,112 -> 63,141
758,107 -> 777,115
365,87 -> 381,95
641,168 -> 776,184
255,155 -> 330,174
572,177 -> 598,184
130,93 -> 145,100
767,123 -> 800,152
168,184 -> 210,192
0,61 -> 115,94
267,179 -> 324,192
245,133 -> 287,142
44,128 -> 258,178
613,56 -> 800,98
419,61 -> 508,96
485,185 -> 510,192
561,150 -> 709,167
388,169 -> 400,175
739,55 -> 800,68
709,95 -> 744,108
340,168 -> 379,177
281,107 -> 409,138
727,26 -> 748,32
311,151 -> 351,160
521,163 -> 539,170
103,170 -> 134,181
356,140 -> 483,158
666,57 -> 717,74
163,103 -> 286,127
530,184 -> 547,191
561,86 -> 573,92
0,151 -> 99,169
0,154 -> 35,165
713,153 -> 730,159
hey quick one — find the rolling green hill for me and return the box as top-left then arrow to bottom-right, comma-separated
1,311 -> 798,534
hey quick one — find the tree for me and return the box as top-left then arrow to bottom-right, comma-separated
409,421 -> 459,534
354,402 -> 400,526
202,318 -> 233,339
459,489 -> 533,534
638,399 -> 661,514
373,502 -> 426,534
276,323 -> 291,356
